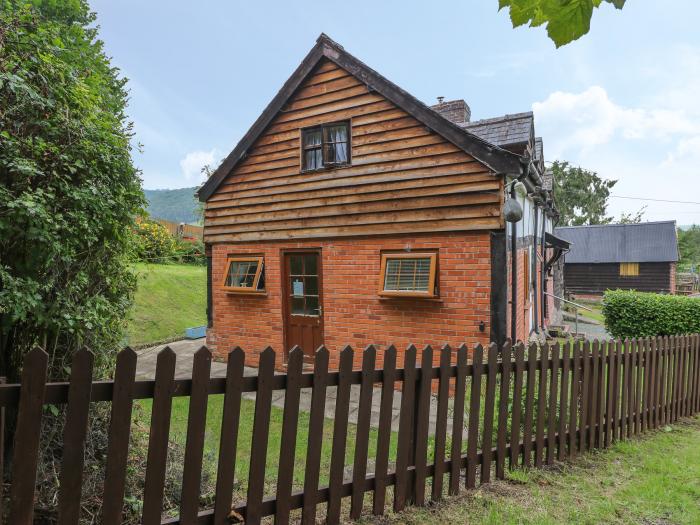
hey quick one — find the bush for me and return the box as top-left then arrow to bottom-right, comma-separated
133,220 -> 178,262
174,238 -> 205,265
602,290 -> 700,338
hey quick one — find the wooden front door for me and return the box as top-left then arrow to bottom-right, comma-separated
283,251 -> 324,359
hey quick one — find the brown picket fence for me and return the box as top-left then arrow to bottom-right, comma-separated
1,335 -> 700,524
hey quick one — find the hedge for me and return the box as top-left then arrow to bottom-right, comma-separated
602,290 -> 700,338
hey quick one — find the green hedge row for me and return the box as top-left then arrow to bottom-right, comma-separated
603,290 -> 700,338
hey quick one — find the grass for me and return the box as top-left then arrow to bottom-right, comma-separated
136,395 -> 400,499
361,416 -> 700,524
126,263 -> 206,346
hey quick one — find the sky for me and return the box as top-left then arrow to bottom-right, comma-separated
89,1 -> 700,224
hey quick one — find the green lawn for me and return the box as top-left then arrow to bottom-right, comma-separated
136,395 -> 400,511
126,263 -> 206,346
364,416 -> 700,525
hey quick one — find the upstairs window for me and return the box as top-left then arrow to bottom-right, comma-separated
222,256 -> 265,293
379,252 -> 438,298
620,262 -> 639,277
302,121 -> 350,171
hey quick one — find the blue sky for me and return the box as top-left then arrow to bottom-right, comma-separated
90,1 -> 700,224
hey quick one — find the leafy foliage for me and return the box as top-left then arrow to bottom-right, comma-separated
499,0 -> 626,47
603,290 -> 700,338
678,225 -> 700,269
133,219 -> 204,265
0,0 -> 144,380
551,160 -> 617,226
618,206 -> 647,224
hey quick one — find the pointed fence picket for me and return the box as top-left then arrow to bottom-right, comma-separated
1,335 -> 700,524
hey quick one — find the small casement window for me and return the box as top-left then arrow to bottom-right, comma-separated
301,121 -> 350,171
620,262 -> 640,277
379,252 -> 438,297
222,256 -> 265,293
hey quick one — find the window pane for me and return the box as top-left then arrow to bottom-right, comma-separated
291,278 -> 304,297
304,254 -> 318,276
290,255 -> 303,276
323,124 -> 348,164
225,260 -> 259,288
291,297 -> 305,314
304,129 -> 322,147
304,148 -> 322,170
306,296 -> 319,316
383,257 -> 432,292
305,276 -> 318,295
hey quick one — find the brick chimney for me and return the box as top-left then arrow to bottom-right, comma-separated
430,98 -> 471,124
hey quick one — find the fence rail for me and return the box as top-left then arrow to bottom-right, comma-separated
2,335 -> 700,524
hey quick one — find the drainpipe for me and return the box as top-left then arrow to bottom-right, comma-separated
510,183 -> 518,343
532,200 -> 539,334
540,206 -> 547,329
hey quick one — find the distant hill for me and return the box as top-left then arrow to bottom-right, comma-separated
144,187 -> 201,224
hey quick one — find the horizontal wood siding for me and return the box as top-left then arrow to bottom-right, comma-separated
204,59 -> 502,243
564,262 -> 673,295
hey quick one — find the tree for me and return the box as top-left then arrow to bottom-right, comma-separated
678,225 -> 700,269
1,2 -> 145,519
0,0 -> 143,379
551,160 -> 617,226
618,206 -> 647,224
499,0 -> 626,47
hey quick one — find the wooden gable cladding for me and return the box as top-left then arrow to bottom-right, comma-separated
204,59 -> 504,243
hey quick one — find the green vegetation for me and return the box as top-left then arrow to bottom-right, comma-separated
499,0 -> 626,48
603,290 -> 700,338
144,187 -> 201,224
126,263 -> 206,346
678,225 -> 700,269
368,416 -> 700,524
140,395 -> 399,496
551,161 -> 617,226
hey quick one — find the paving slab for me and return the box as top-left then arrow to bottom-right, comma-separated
136,339 -> 458,435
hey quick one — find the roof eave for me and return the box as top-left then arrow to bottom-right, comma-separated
198,34 -> 524,203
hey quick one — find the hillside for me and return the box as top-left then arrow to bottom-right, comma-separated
144,186 -> 201,224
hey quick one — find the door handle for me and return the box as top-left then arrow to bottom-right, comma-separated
318,305 -> 323,316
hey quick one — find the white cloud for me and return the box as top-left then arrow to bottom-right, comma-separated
533,86 -> 699,158
179,149 -> 220,181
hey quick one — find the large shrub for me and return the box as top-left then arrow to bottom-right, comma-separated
133,219 -> 178,262
603,290 -> 700,339
0,2 -> 146,521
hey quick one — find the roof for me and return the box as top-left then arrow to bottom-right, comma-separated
460,112 -> 534,151
555,221 -> 679,264
198,34 -> 524,202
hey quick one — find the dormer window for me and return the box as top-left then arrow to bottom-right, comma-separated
301,121 -> 350,171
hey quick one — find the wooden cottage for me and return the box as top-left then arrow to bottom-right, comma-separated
555,221 -> 679,297
198,34 -> 565,368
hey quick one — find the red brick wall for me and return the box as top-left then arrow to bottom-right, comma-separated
670,262 -> 677,294
208,232 -> 493,369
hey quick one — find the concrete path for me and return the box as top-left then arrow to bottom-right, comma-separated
136,339 -> 456,435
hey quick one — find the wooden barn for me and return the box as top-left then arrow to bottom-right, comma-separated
197,34 -> 565,368
555,221 -> 679,297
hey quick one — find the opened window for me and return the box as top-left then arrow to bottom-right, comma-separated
379,252 -> 438,297
620,262 -> 639,277
301,121 -> 350,171
222,256 -> 265,293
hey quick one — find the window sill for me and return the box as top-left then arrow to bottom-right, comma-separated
224,289 -> 267,296
301,163 -> 351,174
379,295 -> 442,303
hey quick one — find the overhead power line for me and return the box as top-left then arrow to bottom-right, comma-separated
610,195 -> 700,206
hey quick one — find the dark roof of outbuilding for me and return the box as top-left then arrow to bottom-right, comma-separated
197,34 -> 524,202
554,221 -> 679,264
460,112 -> 534,150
